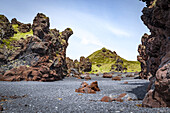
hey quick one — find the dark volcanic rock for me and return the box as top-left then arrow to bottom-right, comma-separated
66,56 -> 92,77
18,23 -> 31,33
0,105 -> 3,111
137,34 -> 151,79
11,18 -> 22,26
79,56 -> 92,72
32,13 -> 50,40
0,13 -> 73,81
0,15 -> 14,39
139,0 -> 170,108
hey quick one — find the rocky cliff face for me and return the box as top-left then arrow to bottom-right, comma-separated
66,56 -> 92,76
139,0 -> 170,107
0,15 -> 14,40
0,13 -> 73,81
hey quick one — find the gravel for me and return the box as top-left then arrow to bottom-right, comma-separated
0,75 -> 170,113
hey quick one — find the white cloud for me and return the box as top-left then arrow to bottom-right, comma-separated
73,28 -> 105,47
106,25 -> 131,37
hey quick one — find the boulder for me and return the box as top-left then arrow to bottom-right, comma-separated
112,76 -> 121,81
90,81 -> 100,91
103,73 -> 112,78
75,81 -> 100,94
101,96 -> 112,102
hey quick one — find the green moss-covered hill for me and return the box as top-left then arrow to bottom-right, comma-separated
87,47 -> 141,73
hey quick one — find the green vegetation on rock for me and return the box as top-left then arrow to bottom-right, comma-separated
12,24 -> 33,40
0,24 -> 33,49
87,47 -> 141,73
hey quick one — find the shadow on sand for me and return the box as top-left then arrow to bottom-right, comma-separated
125,82 -> 150,100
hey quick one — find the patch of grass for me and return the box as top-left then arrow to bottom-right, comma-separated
88,48 -> 141,73
150,0 -> 157,8
0,24 -> 33,49
11,24 -> 33,40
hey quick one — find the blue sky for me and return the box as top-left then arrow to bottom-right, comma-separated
0,0 -> 149,61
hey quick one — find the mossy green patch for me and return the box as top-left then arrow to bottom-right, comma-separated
88,48 -> 141,73
150,0 -> 157,8
0,24 -> 33,49
11,24 -> 33,40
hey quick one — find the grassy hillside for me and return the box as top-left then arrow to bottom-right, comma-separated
87,47 -> 141,73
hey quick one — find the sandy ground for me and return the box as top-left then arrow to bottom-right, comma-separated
0,74 -> 170,113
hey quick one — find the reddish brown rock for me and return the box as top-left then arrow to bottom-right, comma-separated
101,96 -> 112,102
126,74 -> 134,77
112,93 -> 127,102
124,81 -> 128,84
85,75 -> 91,80
75,81 -> 100,94
112,76 -> 121,81
90,81 -> 100,91
103,73 -> 112,78
96,74 -> 99,76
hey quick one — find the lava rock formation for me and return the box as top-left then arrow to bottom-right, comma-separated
138,0 -> 170,107
0,13 -> 73,81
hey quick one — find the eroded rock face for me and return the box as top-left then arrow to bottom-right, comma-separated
32,13 -> 50,40
137,34 -> 150,79
139,0 -> 170,107
0,15 -> 14,39
11,18 -> 22,26
79,56 -> 92,72
11,18 -> 31,33
0,13 -> 73,81
18,23 -> 31,33
66,56 -> 92,77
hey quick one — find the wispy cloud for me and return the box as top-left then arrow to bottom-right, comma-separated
106,25 -> 130,37
73,27 -> 106,47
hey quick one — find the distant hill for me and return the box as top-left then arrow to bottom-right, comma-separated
87,47 -> 140,73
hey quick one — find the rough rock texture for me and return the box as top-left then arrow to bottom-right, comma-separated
32,13 -> 50,40
79,56 -> 92,72
137,34 -> 151,79
101,93 -> 133,103
0,15 -> 14,40
139,0 -> 170,107
101,96 -> 112,102
75,81 -> 100,94
0,105 -> 3,111
18,23 -> 31,33
11,18 -> 22,26
112,76 -> 121,81
66,56 -> 92,77
11,18 -> 31,33
0,13 -> 73,81
103,73 -> 112,78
